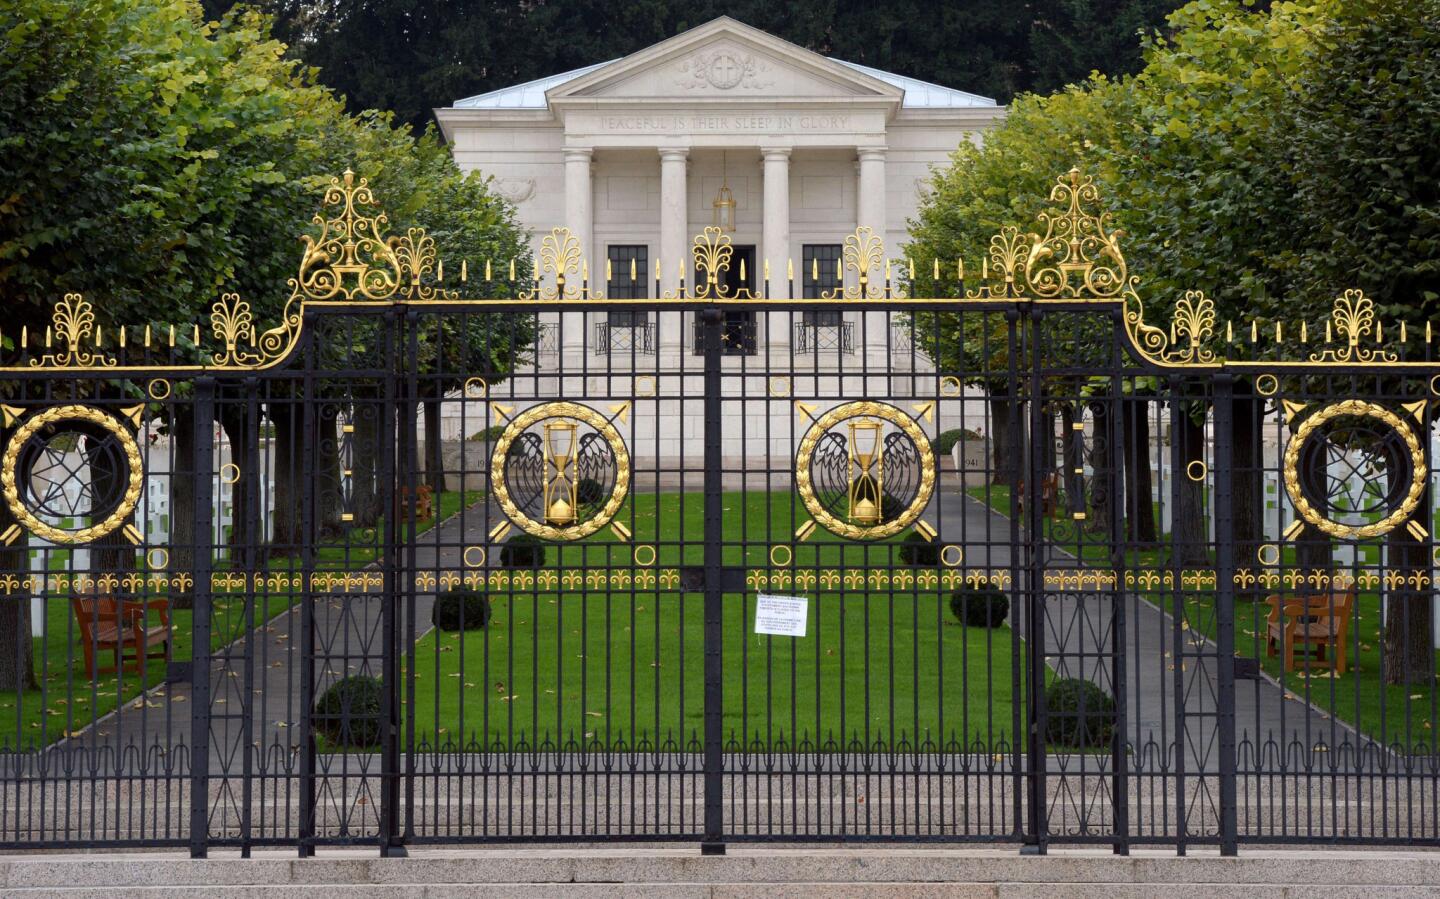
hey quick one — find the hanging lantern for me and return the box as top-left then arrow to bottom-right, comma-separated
712,151 -> 736,233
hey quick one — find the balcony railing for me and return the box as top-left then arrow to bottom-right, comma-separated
594,320 -> 655,355
793,319 -> 855,354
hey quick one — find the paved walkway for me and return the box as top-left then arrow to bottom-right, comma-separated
932,488 -> 1350,767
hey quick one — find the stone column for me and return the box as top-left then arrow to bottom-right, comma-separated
561,147 -> 594,366
761,148 -> 791,298
856,147 -> 889,368
658,148 -> 689,363
562,147 -> 594,290
761,147 -> 792,362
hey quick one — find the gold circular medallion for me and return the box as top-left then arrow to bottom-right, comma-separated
1282,399 -> 1425,541
1,405 -> 144,545
795,400 -> 935,541
490,401 -> 630,541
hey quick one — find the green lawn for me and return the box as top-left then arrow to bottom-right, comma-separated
404,491 -> 1026,752
968,482 -> 1439,747
1,490 -> 478,749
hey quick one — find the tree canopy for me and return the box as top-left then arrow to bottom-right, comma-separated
0,0 -> 529,348
905,0 -> 1440,338
197,0 -> 1184,132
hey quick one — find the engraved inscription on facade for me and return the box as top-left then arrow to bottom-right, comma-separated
601,114 -> 851,132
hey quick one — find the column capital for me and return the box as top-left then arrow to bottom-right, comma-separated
563,147 -> 594,162
856,146 -> 888,162
658,147 -> 690,162
760,146 -> 792,161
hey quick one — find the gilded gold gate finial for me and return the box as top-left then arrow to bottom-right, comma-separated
33,294 -> 112,368
691,226 -> 735,298
1023,168 -> 1128,298
297,169 -> 403,301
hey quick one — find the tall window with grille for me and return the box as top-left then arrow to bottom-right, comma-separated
797,243 -> 850,352
801,244 -> 842,325
601,245 -> 652,353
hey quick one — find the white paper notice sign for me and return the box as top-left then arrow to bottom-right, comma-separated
754,593 -> 809,637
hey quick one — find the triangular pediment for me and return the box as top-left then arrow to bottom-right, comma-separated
547,17 -> 902,105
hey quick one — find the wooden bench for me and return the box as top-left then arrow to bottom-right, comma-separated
71,585 -> 171,679
398,483 -> 434,520
1016,472 -> 1060,518
1266,589 -> 1354,674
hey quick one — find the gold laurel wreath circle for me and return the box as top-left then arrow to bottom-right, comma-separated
1281,399 -> 1425,541
2,404 -> 144,544
795,400 -> 935,541
489,401 -> 630,541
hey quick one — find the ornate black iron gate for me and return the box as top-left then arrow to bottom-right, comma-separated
2,169 -> 1438,856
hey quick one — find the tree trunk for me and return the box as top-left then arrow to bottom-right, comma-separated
168,405 -> 199,610
218,402 -> 257,572
350,390 -> 382,528
269,398 -> 302,555
988,386 -> 1020,489
1060,403 -> 1085,516
1385,484 -> 1435,686
1088,400 -> 1115,541
317,405 -> 342,537
1170,402 -> 1212,566
1122,396 -> 1157,543
422,395 -> 445,497
1232,381 -> 1266,602
0,482 -> 37,692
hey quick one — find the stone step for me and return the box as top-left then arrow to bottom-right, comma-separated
3,848 -> 1440,897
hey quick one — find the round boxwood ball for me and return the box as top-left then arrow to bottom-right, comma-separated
432,588 -> 492,632
896,531 -> 939,566
949,585 -> 1010,628
1044,678 -> 1117,750
313,675 -> 383,748
575,477 -> 605,506
499,533 -> 547,568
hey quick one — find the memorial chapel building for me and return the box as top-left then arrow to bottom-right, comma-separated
434,17 -> 1002,465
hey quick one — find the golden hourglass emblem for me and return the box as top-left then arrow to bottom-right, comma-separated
847,418 -> 884,525
543,420 -> 579,525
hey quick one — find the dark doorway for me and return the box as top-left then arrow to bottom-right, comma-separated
696,244 -> 757,355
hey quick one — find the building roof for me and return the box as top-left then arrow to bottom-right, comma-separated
451,55 -> 995,111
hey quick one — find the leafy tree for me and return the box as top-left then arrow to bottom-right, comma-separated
200,0 -> 1183,131
908,0 -> 1440,681
0,0 -> 529,687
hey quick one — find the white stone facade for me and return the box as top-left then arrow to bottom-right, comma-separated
433,17 -> 1004,469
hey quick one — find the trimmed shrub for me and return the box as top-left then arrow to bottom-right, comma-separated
949,585 -> 1010,628
431,588 -> 492,632
879,491 -> 910,522
575,477 -> 605,506
499,532 -> 547,567
933,428 -> 982,456
468,423 -> 508,442
896,531 -> 940,566
313,675 -> 383,748
1044,678 -> 1117,749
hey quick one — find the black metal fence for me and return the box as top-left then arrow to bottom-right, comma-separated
1,171 -> 1438,857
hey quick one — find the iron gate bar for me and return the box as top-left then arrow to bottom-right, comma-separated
189,378 -> 215,859
1214,374 -> 1240,855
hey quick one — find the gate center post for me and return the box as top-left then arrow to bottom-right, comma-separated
700,307 -> 726,855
